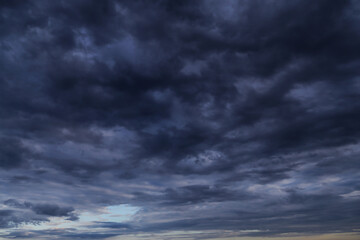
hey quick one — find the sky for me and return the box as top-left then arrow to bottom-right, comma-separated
0,0 -> 360,239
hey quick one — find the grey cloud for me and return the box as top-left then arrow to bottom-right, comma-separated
0,209 -> 48,229
3,199 -> 78,221
1,0 -> 360,239
0,137 -> 29,169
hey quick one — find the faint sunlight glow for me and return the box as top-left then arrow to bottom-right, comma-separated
18,204 -> 140,232
79,204 -> 140,223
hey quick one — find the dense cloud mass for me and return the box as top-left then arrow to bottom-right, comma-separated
1,0 -> 360,239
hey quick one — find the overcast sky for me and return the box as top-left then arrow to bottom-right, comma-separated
1,1 -> 360,239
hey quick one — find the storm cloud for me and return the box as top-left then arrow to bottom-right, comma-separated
1,0 -> 360,239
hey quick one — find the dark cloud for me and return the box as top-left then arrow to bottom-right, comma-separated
3,199 -> 31,209
162,185 -> 239,205
31,204 -> 77,219
3,199 -> 78,222
0,137 -> 29,168
0,209 -> 48,229
1,0 -> 360,239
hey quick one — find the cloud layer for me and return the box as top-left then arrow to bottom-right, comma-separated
1,0 -> 360,239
